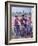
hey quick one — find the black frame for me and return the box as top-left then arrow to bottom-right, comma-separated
5,1 -> 37,45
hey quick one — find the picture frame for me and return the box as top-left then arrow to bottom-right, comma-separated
5,1 -> 37,45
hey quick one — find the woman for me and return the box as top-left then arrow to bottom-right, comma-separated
14,16 -> 20,38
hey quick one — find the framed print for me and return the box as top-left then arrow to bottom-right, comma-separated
5,1 -> 37,45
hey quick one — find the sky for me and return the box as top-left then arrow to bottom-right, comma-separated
11,7 -> 32,14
